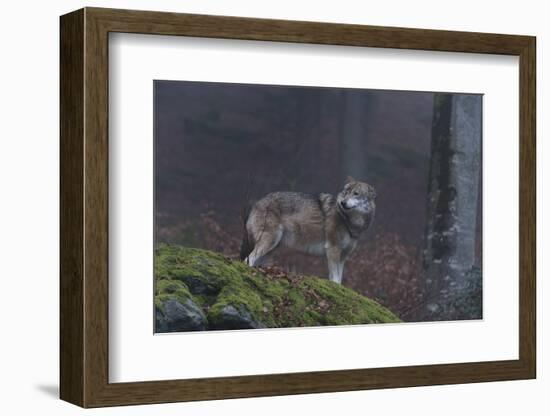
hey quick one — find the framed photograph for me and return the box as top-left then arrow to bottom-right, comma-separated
60,7 -> 536,408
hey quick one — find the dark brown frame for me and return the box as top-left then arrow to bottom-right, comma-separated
60,7 -> 536,408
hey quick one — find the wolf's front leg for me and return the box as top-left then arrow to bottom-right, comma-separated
336,261 -> 345,284
326,246 -> 343,284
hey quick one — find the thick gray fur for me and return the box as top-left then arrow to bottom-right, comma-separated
240,177 -> 376,284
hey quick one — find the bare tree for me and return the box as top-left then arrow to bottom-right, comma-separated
423,93 -> 482,320
338,90 -> 375,182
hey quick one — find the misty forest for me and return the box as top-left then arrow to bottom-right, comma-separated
154,80 -> 482,332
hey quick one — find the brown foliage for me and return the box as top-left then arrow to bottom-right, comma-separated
344,233 -> 425,321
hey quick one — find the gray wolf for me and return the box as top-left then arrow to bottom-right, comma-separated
240,177 -> 376,284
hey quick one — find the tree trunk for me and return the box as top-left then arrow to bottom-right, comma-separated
423,93 -> 482,320
339,90 -> 374,182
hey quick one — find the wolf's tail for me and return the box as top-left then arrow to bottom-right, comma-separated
240,206 -> 253,261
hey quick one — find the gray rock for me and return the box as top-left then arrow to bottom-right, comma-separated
178,275 -> 218,296
156,298 -> 207,332
210,305 -> 266,330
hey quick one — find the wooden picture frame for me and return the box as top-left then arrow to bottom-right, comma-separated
60,7 -> 536,408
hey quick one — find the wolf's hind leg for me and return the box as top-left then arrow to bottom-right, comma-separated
246,227 -> 283,267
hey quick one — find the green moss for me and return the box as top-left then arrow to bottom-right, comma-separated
301,277 -> 400,325
155,244 -> 401,329
156,279 -> 190,296
155,244 -> 249,295
154,278 -> 195,313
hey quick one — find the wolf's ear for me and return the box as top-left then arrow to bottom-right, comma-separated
345,175 -> 356,184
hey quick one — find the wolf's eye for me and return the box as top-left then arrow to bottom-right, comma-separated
353,191 -> 359,196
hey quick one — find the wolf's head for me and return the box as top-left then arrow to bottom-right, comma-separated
337,176 -> 376,215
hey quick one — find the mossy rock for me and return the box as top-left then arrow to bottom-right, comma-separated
154,244 -> 401,332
